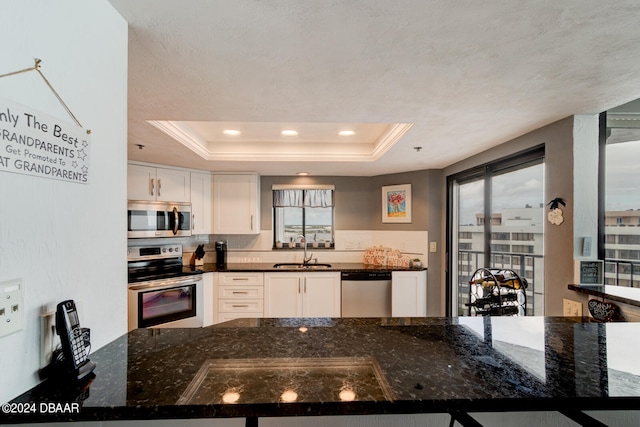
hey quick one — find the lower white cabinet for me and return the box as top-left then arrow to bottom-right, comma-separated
202,272 -> 215,327
391,270 -> 427,317
264,272 -> 341,318
215,272 -> 264,323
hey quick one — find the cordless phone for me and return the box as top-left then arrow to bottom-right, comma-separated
55,300 -> 96,381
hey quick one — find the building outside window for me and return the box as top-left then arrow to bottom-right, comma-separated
491,232 -> 510,240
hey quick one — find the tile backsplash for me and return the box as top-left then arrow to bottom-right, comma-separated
129,230 -> 429,267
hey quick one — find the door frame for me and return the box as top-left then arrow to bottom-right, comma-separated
445,145 -> 545,316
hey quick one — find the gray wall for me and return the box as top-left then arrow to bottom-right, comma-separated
426,169 -> 445,316
442,116 -> 577,316
261,171 -> 430,231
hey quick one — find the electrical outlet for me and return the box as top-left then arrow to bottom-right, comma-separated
563,298 -> 583,317
0,278 -> 24,338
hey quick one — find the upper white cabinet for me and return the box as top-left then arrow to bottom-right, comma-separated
128,163 -> 190,202
190,172 -> 213,235
391,270 -> 427,317
264,272 -> 341,318
213,174 -> 260,234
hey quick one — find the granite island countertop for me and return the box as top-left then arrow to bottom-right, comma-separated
5,317 -> 640,424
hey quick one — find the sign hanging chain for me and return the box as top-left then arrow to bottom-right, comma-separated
0,58 -> 87,132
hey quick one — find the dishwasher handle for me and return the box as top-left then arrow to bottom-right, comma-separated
341,271 -> 392,281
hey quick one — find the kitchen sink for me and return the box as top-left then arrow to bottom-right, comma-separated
273,263 -> 332,269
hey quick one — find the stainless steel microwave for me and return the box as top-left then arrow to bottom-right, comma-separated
127,201 -> 192,238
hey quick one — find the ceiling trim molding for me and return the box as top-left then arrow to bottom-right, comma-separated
147,120 -> 210,158
147,120 -> 414,162
370,123 -> 414,159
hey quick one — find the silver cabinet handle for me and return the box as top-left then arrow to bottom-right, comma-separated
232,291 -> 249,295
304,277 -> 307,293
150,178 -> 155,196
232,305 -> 249,308
250,215 -> 253,230
192,214 -> 195,230
158,179 -> 162,197
232,278 -> 249,281
298,278 -> 301,294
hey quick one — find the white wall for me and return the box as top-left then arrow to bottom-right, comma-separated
573,114 -> 600,261
0,0 -> 128,402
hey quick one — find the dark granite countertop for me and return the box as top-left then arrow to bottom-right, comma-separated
5,316 -> 640,423
187,262 -> 427,273
569,283 -> 640,308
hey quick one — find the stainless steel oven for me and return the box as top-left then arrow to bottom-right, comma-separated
127,201 -> 191,238
127,244 -> 203,330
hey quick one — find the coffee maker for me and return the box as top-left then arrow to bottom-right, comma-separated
215,240 -> 227,269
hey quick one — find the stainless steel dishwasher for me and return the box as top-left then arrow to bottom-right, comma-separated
341,271 -> 392,317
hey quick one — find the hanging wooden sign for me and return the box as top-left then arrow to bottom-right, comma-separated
0,98 -> 90,184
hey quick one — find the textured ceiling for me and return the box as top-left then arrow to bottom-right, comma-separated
109,0 -> 640,176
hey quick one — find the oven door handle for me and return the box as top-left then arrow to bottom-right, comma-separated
128,275 -> 202,291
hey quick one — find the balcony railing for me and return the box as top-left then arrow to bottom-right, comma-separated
456,250 -> 544,316
604,258 -> 640,287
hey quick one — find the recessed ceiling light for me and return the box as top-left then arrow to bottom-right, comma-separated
296,172 -> 309,176
281,130 -> 298,136
338,130 -> 355,136
223,129 -> 240,136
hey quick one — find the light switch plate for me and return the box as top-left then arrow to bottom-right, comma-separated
563,298 -> 583,317
582,237 -> 592,257
0,278 -> 24,338
429,242 -> 437,253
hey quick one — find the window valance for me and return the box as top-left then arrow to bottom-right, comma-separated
273,189 -> 334,208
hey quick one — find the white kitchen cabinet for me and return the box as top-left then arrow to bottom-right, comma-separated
303,272 -> 341,317
264,272 -> 341,318
391,270 -> 427,317
190,172 -> 213,234
213,174 -> 260,234
202,272 -> 215,327
215,272 -> 264,323
127,163 -> 190,202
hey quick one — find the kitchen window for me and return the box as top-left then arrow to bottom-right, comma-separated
273,186 -> 334,248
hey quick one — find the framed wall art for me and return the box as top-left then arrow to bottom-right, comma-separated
382,184 -> 412,223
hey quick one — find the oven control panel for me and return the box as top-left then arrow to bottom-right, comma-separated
128,244 -> 183,261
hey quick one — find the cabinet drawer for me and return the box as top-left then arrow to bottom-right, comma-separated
219,299 -> 264,313
218,273 -> 263,286
219,285 -> 264,299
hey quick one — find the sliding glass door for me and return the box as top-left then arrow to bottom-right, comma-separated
450,174 -> 485,316
448,148 -> 545,316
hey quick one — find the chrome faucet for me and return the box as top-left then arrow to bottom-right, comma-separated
294,234 -> 314,264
